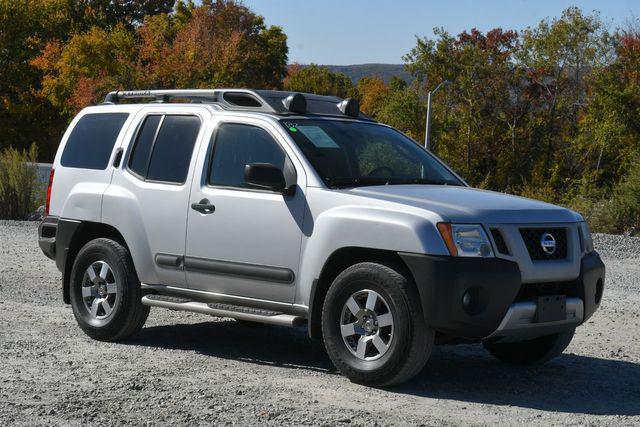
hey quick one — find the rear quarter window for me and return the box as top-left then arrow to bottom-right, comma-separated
61,113 -> 129,170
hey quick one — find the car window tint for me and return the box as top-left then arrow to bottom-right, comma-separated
209,123 -> 286,188
128,115 -> 162,177
61,113 -> 129,170
145,115 -> 201,184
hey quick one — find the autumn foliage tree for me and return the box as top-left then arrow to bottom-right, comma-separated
3,2 -> 640,231
284,64 -> 355,98
33,0 -> 289,117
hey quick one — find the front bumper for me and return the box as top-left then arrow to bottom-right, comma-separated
400,251 -> 605,340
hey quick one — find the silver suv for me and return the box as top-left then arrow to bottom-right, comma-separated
38,89 -> 605,386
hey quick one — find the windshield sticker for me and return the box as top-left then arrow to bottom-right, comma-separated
297,126 -> 339,148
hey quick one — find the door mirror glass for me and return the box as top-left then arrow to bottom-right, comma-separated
244,163 -> 287,193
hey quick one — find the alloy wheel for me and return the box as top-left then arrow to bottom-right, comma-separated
339,289 -> 394,361
81,261 -> 118,319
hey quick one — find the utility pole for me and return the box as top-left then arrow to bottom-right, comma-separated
424,80 -> 449,150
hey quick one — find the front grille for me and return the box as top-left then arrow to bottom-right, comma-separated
519,228 -> 568,260
490,228 -> 510,255
515,280 -> 580,302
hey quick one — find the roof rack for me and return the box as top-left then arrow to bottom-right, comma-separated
102,89 -> 369,120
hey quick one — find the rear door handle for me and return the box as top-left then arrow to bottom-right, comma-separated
191,199 -> 215,214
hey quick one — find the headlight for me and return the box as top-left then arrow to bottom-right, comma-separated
579,222 -> 594,253
437,223 -> 494,257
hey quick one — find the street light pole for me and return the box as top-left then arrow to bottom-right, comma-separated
424,79 -> 449,150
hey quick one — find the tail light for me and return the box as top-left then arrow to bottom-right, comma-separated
45,168 -> 55,216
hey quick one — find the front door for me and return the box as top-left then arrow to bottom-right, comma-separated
185,119 -> 306,303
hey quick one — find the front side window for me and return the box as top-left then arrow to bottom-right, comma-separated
208,123 -> 286,188
281,119 -> 462,188
61,113 -> 129,170
128,115 -> 201,184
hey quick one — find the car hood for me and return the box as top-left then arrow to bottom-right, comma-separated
344,185 -> 581,224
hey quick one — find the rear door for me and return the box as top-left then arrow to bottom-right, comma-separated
184,116 -> 307,303
103,106 -> 210,287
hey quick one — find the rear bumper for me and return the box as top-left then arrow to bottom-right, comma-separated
400,251 -> 605,340
38,216 -> 59,260
38,216 -> 82,273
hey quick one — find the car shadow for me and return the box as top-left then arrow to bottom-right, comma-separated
125,320 -> 336,374
126,321 -> 640,416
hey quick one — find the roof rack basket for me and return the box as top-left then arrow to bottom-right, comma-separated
102,89 -> 279,113
102,88 -> 367,119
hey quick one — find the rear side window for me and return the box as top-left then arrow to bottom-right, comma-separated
61,113 -> 129,170
129,115 -> 162,177
128,115 -> 201,184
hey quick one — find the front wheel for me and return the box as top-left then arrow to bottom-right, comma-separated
483,328 -> 576,364
321,262 -> 434,387
69,238 -> 149,341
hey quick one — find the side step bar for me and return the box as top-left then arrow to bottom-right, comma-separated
141,294 -> 305,327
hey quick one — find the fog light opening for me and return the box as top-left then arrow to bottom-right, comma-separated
462,287 -> 482,315
595,279 -> 604,305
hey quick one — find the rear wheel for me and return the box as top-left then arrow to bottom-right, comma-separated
70,238 -> 149,341
321,262 -> 434,386
483,328 -> 575,364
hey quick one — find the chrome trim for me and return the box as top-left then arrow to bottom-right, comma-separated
140,283 -> 308,316
484,297 -> 583,342
141,295 -> 304,327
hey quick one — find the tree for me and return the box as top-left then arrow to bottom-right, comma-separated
516,7 -> 613,189
33,25 -> 138,116
576,29 -> 640,188
357,76 -> 390,117
34,0 -> 289,118
0,0 -> 78,159
0,0 -> 176,159
404,27 -> 520,185
284,64 -> 355,98
135,0 -> 288,89
72,0 -> 176,28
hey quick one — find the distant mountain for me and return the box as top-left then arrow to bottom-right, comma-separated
321,64 -> 413,85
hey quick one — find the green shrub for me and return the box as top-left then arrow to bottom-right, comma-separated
0,144 -> 42,220
568,156 -> 640,234
516,182 -> 561,204
608,157 -> 640,234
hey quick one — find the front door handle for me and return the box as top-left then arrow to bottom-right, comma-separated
191,198 -> 215,214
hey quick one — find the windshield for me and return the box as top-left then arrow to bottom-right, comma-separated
280,119 -> 463,188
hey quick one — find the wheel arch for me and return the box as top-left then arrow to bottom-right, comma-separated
307,246 -> 413,339
62,221 -> 131,304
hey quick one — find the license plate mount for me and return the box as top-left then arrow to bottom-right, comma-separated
535,295 -> 566,323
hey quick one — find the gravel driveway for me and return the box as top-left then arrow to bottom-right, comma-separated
1,221 -> 639,426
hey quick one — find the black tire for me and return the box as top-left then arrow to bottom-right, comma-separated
321,262 -> 434,387
483,328 -> 575,364
69,238 -> 149,342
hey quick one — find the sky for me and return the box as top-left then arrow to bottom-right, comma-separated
241,0 -> 639,65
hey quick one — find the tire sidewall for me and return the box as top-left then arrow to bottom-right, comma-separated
70,240 -> 133,334
322,265 -> 414,376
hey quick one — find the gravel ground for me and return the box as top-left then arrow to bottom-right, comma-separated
1,221 -> 639,426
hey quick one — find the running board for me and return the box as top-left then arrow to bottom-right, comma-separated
141,294 -> 305,327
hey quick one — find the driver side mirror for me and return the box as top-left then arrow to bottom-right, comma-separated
244,163 -> 290,194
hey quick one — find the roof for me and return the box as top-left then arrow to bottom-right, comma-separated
101,89 -> 373,121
